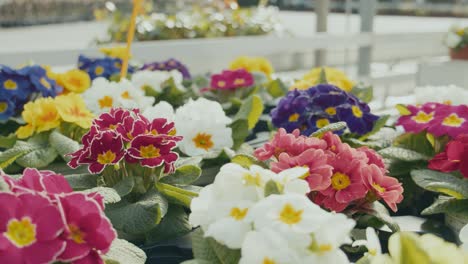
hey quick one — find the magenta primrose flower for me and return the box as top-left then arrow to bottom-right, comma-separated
210,69 -> 254,90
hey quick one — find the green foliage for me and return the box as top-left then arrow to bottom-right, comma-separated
360,202 -> 400,232
398,233 -> 432,264
264,180 -> 281,197
105,189 -> 169,235
265,79 -> 288,98
378,147 -> 430,162
49,130 -> 80,161
112,177 -> 135,197
411,170 -> 468,199
421,196 -> 468,216
229,119 -> 250,150
393,131 -> 435,157
83,187 -> 121,204
231,154 -> 267,169
145,205 -> 192,244
310,122 -> 347,138
160,165 -> 202,185
350,83 -> 373,103
191,228 -> 241,264
234,94 -> 264,130
64,173 -> 99,190
104,239 -> 147,264
318,68 -> 328,84
156,182 -> 198,208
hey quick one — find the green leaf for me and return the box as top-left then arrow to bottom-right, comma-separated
160,165 -> 202,185
15,145 -> 58,168
350,84 -> 373,103
318,67 -> 328,84
393,131 -> 435,157
378,147 -> 430,162
234,95 -> 264,130
265,79 -> 288,98
231,154 -> 266,169
345,138 -> 392,150
397,233 -> 431,264
421,196 -> 468,215
264,180 -> 281,197
113,177 -> 135,197
191,228 -> 241,264
0,134 -> 16,149
82,187 -> 121,204
0,141 -> 41,169
65,173 -> 99,190
104,239 -> 147,264
176,156 -> 203,168
411,170 -> 468,199
49,130 -> 80,161
310,122 -> 347,138
156,182 -> 198,208
359,115 -> 390,141
105,189 -> 169,235
364,202 -> 400,232
396,104 -> 412,116
229,119 -> 250,150
145,205 -> 192,244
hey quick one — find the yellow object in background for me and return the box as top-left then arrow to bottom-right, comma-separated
100,46 -> 131,60
291,67 -> 355,92
229,56 -> 274,79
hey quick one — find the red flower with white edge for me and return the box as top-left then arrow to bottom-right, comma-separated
81,130 -> 125,174
127,135 -> 179,171
94,108 -> 132,131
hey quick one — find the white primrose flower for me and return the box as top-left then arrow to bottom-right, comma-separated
250,193 -> 329,235
414,85 -> 468,106
142,101 -> 175,122
271,166 -> 310,196
353,227 -> 382,258
445,31 -> 462,48
82,77 -> 154,114
131,69 -> 185,92
459,224 -> 468,252
239,228 -> 302,264
175,98 -> 233,157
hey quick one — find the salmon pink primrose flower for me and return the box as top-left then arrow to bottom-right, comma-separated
362,164 -> 403,212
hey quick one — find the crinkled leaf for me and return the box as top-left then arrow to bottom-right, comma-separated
393,131 -> 435,157
160,165 -> 202,185
234,94 -> 264,130
0,141 -> 42,169
264,180 -> 281,197
191,228 -> 240,264
49,130 -> 80,161
231,154 -> 266,169
378,147 -> 430,162
364,202 -> 400,232
15,145 -> 58,168
421,196 -> 468,216
82,187 -> 121,204
265,79 -> 288,98
145,204 -> 192,244
106,189 -> 169,235
359,115 -> 390,141
104,239 -> 147,264
0,134 -> 16,149
229,119 -> 250,150
64,173 -> 99,190
310,122 -> 347,138
155,182 -> 198,208
345,138 -> 392,150
112,177 -> 135,197
411,169 -> 468,199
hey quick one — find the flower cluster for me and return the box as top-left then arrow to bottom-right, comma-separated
144,98 -> 233,157
141,58 -> 191,80
254,129 -> 404,212
429,134 -> 468,178
82,78 -> 155,114
16,93 -> 94,139
0,65 -> 62,120
131,69 -> 185,93
190,163 -> 355,263
414,85 -> 468,106
78,55 -> 134,80
397,102 -> 468,138
272,84 -> 380,136
0,168 -> 116,264
48,68 -> 91,94
209,69 -> 254,91
68,108 -> 182,174
229,56 -> 274,79
291,67 -> 355,92
444,25 -> 467,49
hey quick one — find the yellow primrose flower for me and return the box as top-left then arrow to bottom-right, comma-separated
55,93 -> 94,129
57,69 -> 91,94
291,67 -> 355,92
16,98 -> 60,138
229,56 -> 274,79
100,46 -> 130,60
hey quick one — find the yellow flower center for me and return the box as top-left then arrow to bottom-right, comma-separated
139,145 -> 161,158
372,182 -> 386,193
114,62 -> 122,69
95,66 -> 105,76
192,133 -> 214,151
0,102 -> 8,113
369,249 -> 377,256
233,78 -> 245,86
217,81 -> 226,88
68,224 -> 85,244
97,150 -> 117,165
316,118 -> 330,128
279,203 -> 303,225
288,113 -> 300,122
443,100 -> 452,105
325,107 -> 337,116
69,106 -> 89,118
331,172 -> 351,190
411,111 -> 434,124
230,207 -> 249,221
68,77 -> 83,89
98,96 -> 114,109
263,257 -> 276,264
319,244 -> 333,252
243,173 -> 262,187
121,91 -> 132,99
5,217 -> 36,248
442,113 -> 465,127
39,110 -> 58,123
40,78 -> 52,90
352,106 -> 363,118
4,79 -> 18,90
